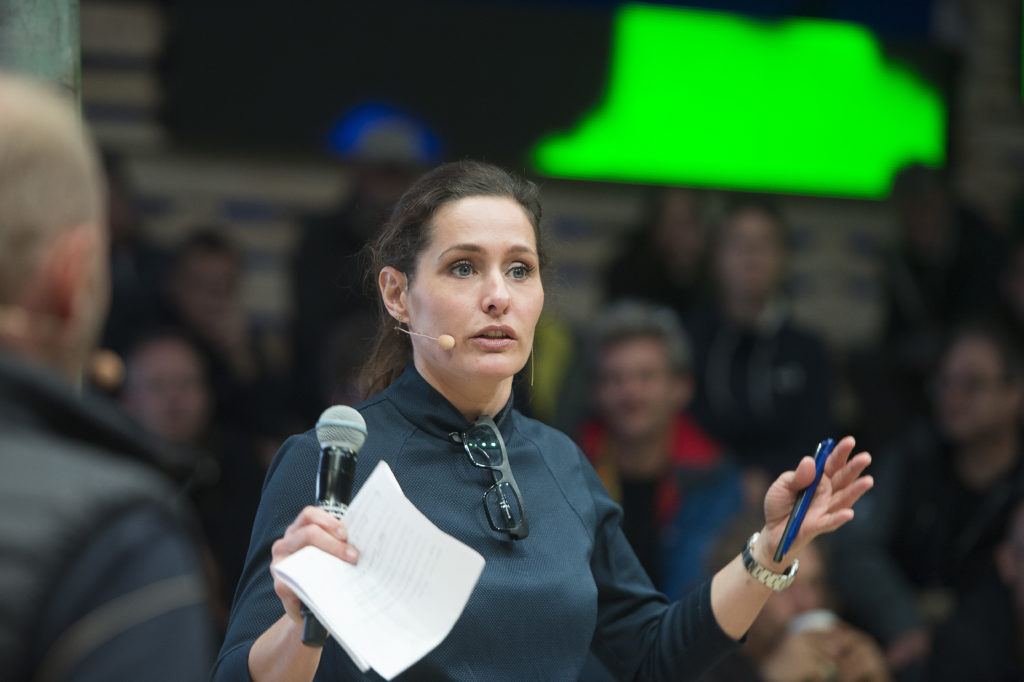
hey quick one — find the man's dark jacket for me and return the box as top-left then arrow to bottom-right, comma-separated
0,351 -> 216,681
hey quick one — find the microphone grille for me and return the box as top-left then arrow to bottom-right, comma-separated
315,405 -> 367,451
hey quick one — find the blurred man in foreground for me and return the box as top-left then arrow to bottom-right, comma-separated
0,72 -> 215,680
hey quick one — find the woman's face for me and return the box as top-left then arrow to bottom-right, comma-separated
403,195 -> 544,398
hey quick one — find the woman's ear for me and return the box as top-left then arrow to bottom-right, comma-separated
378,266 -> 408,320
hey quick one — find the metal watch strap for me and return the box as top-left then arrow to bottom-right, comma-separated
742,532 -> 799,591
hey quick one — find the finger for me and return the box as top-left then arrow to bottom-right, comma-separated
286,505 -> 327,533
764,460 -> 814,525
287,505 -> 348,542
812,507 -> 855,535
798,475 -> 873,541
826,475 -> 874,514
273,523 -> 359,564
824,436 -> 856,478
789,455 -> 818,490
829,452 -> 872,491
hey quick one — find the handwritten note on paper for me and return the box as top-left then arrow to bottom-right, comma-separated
273,461 -> 486,680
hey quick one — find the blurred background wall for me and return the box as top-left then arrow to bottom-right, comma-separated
71,0 -> 1024,376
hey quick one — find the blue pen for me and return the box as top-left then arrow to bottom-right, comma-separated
773,438 -> 835,563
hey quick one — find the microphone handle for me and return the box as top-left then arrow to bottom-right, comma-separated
301,445 -> 357,647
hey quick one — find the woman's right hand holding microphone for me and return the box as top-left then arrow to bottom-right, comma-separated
270,505 -> 360,623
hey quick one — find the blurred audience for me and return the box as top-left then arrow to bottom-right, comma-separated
98,151 -> 167,356
159,228 -> 286,432
869,164 -> 1004,435
291,115 -> 430,422
686,197 -> 834,478
923,498 -> 1024,681
605,187 -> 712,321
831,321 -> 1024,678
120,329 -> 269,616
703,516 -> 890,682
0,72 -> 216,680
578,300 -> 749,599
997,232 -> 1024,345
121,329 -> 212,447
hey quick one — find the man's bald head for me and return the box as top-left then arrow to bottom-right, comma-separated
0,72 -> 109,382
0,73 -> 104,303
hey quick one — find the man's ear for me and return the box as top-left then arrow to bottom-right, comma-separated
47,223 -> 106,323
378,266 -> 408,320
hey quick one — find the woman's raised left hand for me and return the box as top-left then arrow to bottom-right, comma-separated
754,436 -> 873,571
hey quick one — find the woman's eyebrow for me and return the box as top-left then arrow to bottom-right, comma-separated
438,243 -> 483,260
437,243 -> 537,261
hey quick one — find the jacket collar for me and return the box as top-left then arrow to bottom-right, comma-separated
0,350 -> 189,480
382,363 -> 515,440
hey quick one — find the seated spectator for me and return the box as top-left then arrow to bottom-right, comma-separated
120,329 -> 267,616
831,321 -> 1024,677
686,197 -> 833,478
605,186 -> 712,321
160,228 -> 286,432
578,300 -> 748,599
925,499 -> 1024,681
875,165 -> 1004,432
702,514 -> 891,682
121,329 -> 212,448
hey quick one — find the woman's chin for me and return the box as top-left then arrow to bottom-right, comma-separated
465,353 -> 526,382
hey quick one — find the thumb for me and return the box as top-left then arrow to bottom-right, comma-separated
789,455 -> 817,491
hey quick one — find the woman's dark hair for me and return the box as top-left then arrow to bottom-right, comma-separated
359,160 -> 545,398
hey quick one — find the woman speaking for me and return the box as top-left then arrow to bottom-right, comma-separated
213,161 -> 872,681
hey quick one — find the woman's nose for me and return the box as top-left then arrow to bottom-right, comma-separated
481,269 -> 511,314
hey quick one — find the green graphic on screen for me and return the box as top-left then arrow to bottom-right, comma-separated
531,4 -> 945,198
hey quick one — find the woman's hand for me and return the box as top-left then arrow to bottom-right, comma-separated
755,436 -> 873,571
270,506 -> 360,623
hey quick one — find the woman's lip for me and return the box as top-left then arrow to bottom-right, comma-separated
469,336 -> 515,350
473,326 -> 516,339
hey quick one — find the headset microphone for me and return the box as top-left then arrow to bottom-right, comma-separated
395,325 -> 456,350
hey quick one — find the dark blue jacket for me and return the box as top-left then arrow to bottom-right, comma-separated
214,365 -> 737,680
0,352 -> 216,681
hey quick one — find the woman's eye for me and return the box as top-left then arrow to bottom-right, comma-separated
452,261 -> 474,277
509,264 -> 532,280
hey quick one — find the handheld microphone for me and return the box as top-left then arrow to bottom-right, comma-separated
395,325 -> 456,350
301,405 -> 368,647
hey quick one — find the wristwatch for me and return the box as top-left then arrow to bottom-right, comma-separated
742,532 -> 799,591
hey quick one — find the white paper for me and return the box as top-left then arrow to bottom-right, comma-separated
273,460 -> 486,680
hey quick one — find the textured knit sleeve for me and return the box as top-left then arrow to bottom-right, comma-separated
584,453 -> 739,681
212,433 -> 320,681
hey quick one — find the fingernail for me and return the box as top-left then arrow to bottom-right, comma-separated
344,547 -> 358,562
